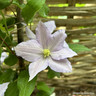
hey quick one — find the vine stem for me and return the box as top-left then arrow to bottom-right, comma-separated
16,0 -> 25,70
0,11 -> 9,35
0,11 -> 17,58
0,36 -> 17,58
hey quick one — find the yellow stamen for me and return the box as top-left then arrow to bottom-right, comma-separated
43,49 -> 50,58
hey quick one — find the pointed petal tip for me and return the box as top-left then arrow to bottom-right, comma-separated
38,21 -> 43,25
28,76 -> 34,82
74,52 -> 78,56
48,58 -> 72,73
65,67 -> 72,73
22,22 -> 27,26
28,58 -> 48,82
51,47 -> 78,60
61,29 -> 67,38
0,82 -> 9,96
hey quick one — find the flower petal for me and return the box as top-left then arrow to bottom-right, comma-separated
36,21 -> 51,48
0,82 -> 9,96
15,40 -> 43,62
25,26 -> 36,39
44,21 -> 56,34
63,41 -> 69,48
51,47 -> 77,60
48,29 -> 67,51
22,23 -> 36,39
48,58 -> 72,73
29,58 -> 48,81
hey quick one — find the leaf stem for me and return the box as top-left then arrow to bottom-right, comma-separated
0,11 -> 9,35
0,10 -> 12,44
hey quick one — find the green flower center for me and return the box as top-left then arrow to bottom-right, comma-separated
43,49 -> 50,58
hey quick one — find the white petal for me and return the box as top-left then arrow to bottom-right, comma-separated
15,40 -> 43,62
25,26 -> 36,39
48,29 -> 67,51
51,47 -> 77,60
44,21 -> 56,34
50,93 -> 56,96
48,58 -> 72,73
0,52 -> 8,64
0,82 -> 9,96
29,58 -> 48,81
22,23 -> 36,39
36,21 -> 51,48
63,41 -> 69,48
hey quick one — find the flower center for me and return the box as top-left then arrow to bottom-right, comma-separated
43,49 -> 50,58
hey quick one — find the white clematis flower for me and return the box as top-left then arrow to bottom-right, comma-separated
0,82 -> 9,96
15,21 -> 77,81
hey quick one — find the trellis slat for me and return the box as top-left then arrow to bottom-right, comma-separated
49,7 -> 96,16
46,0 -> 96,4
36,18 -> 96,27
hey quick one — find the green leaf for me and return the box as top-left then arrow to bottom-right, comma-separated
12,0 -> 25,9
0,17 -> 16,28
68,44 -> 91,53
0,48 -> 2,57
17,70 -> 36,96
4,52 -> 18,66
22,0 -> 46,23
37,82 -> 54,95
5,82 -> 19,96
5,17 -> 16,28
0,30 -> 12,46
39,4 -> 49,17
0,69 -> 16,84
36,91 -> 50,96
0,0 -> 12,9
47,68 -> 60,79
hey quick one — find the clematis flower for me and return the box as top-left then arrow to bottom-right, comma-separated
0,82 -> 9,96
15,21 -> 77,81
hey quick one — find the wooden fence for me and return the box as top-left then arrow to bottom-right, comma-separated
36,0 -> 96,94
5,0 -> 96,94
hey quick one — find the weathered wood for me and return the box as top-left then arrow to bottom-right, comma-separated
49,7 -> 96,16
66,28 -> 96,34
46,0 -> 96,4
43,0 -> 96,91
2,0 -> 96,93
36,18 -> 96,27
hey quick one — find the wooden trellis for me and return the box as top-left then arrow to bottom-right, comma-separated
4,0 -> 96,95
37,0 -> 96,95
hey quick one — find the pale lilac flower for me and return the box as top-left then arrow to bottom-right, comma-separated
15,21 -> 77,81
50,93 -> 56,96
0,82 -> 9,96
0,52 -> 8,65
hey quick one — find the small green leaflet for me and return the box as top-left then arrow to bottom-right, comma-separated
0,0 -> 12,9
36,91 -> 51,96
0,69 -> 16,84
39,4 -> 49,17
22,0 -> 46,23
5,82 -> 19,96
0,30 -> 12,46
37,82 -> 54,96
47,67 -> 60,79
0,17 -> 16,29
17,70 -> 37,96
4,52 -> 18,66
68,44 -> 91,53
